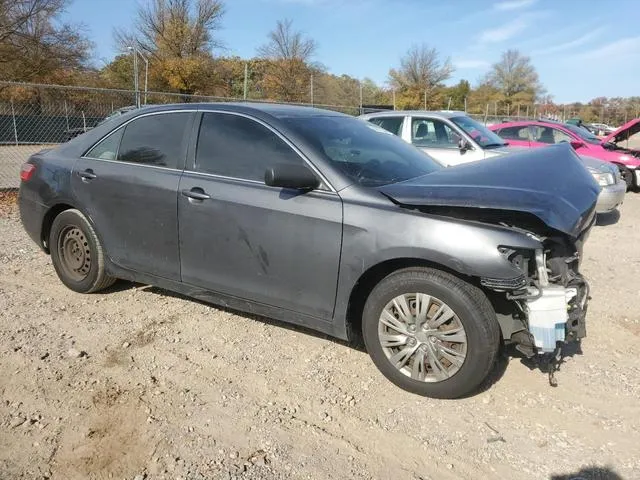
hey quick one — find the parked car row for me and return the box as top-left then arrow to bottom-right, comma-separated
359,110 -> 627,213
489,118 -> 640,189
19,103 -> 599,398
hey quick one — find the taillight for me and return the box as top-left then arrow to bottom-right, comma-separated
20,163 -> 36,182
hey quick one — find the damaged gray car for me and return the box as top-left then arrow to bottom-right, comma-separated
18,104 -> 599,398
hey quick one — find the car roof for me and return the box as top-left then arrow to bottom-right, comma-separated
360,110 -> 467,120
132,102 -> 349,119
491,119 -> 571,129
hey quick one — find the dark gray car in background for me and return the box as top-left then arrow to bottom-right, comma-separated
18,103 -> 599,398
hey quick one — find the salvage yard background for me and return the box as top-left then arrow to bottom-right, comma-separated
1,191 -> 639,480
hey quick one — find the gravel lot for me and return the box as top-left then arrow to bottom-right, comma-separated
1,192 -> 639,480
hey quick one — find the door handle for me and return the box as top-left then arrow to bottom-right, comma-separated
78,169 -> 97,181
181,188 -> 211,201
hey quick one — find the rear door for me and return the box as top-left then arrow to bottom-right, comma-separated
71,110 -> 195,280
177,111 -> 343,320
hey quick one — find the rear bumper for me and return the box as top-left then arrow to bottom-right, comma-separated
18,191 -> 47,249
596,181 -> 626,213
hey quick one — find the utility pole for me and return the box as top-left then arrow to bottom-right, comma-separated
129,46 -> 139,107
392,89 -> 396,111
243,63 -> 248,100
447,97 -> 452,110
359,81 -> 363,115
464,96 -> 467,113
128,46 -> 148,106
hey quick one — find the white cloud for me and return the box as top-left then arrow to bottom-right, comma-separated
478,17 -> 529,43
579,36 -> 640,60
454,59 -> 490,69
494,0 -> 537,10
531,27 -> 605,55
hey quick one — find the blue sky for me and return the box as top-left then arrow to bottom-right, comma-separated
66,0 -> 640,103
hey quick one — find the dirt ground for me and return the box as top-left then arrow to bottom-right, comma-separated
1,192 -> 639,480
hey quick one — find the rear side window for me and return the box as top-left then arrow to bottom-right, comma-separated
368,117 -> 404,136
116,112 -> 191,168
85,129 -> 124,160
195,112 -> 303,181
496,126 -> 529,141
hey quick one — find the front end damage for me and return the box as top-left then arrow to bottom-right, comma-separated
489,232 -> 590,358
377,144 -> 600,384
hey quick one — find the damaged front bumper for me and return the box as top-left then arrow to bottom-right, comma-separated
524,274 -> 589,353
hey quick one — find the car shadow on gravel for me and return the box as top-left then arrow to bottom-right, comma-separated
596,209 -> 621,227
550,465 -> 624,480
115,281 -> 366,352
514,341 -> 583,387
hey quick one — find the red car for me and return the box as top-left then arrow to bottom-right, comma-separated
490,119 -> 640,189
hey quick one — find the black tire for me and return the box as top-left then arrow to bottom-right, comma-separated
618,165 -> 634,190
49,209 -> 115,293
362,267 -> 500,399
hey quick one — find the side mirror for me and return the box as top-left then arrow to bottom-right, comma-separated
265,163 -> 320,190
458,138 -> 472,153
570,140 -> 585,150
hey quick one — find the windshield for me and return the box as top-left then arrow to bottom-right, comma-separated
283,116 -> 442,187
449,116 -> 507,148
562,123 -> 601,145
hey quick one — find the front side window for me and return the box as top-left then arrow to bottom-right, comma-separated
531,126 -> 556,144
195,112 -> 304,181
368,116 -> 404,136
450,116 -> 507,148
552,128 -> 573,144
532,126 -> 573,145
85,129 -> 124,160
411,118 -> 459,148
283,116 -> 442,187
117,112 -> 191,168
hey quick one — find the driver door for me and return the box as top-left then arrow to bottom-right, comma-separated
178,111 -> 343,320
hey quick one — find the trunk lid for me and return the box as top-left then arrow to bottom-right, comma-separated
378,144 -> 599,238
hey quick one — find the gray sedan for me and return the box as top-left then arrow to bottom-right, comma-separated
18,104 -> 598,398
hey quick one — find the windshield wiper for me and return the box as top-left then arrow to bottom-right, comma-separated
483,142 -> 508,148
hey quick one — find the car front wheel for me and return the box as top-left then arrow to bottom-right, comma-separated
362,267 -> 500,399
49,209 -> 115,293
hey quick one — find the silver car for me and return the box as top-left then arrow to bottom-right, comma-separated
360,111 -> 625,214
359,110 -> 522,166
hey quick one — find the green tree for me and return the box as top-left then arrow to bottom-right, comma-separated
257,19 -> 317,102
483,49 -> 544,108
388,44 -> 454,109
0,0 -> 91,82
114,0 -> 225,95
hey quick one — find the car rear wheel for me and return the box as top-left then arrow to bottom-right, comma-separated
49,209 -> 115,293
362,267 -> 500,399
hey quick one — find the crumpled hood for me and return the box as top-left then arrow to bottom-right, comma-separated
483,145 -> 527,158
379,144 -> 600,238
602,118 -> 640,147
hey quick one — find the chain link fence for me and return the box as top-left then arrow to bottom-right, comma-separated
3,80 -> 635,189
0,81 -> 363,188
